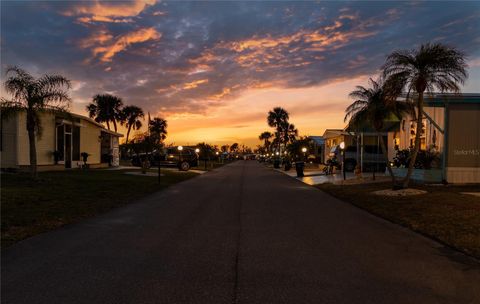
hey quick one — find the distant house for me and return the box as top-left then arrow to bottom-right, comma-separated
388,93 -> 480,183
308,136 -> 325,163
1,111 -> 123,171
322,128 -> 393,172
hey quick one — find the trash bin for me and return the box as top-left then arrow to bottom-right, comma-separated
295,161 -> 305,177
273,159 -> 280,168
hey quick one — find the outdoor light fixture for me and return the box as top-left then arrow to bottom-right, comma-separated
178,146 -> 183,151
275,151 -> 279,155
195,148 -> 200,153
216,151 -> 219,155
301,147 -> 307,153
339,141 -> 346,180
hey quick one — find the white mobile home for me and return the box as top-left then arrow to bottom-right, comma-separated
1,111 -> 122,171
389,94 -> 480,183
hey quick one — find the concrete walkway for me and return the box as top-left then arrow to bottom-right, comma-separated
2,161 -> 479,303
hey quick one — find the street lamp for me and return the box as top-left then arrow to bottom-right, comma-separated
195,148 -> 200,153
177,146 -> 183,170
275,151 -> 279,156
301,147 -> 307,161
339,141 -> 346,180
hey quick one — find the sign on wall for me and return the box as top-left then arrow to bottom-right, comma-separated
447,104 -> 480,167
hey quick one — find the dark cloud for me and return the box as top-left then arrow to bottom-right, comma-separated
2,0 -> 479,115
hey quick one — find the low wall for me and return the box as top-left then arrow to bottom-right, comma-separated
391,168 -> 443,183
446,167 -> 480,184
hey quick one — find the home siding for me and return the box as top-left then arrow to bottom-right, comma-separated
1,115 -> 18,168
446,103 -> 480,183
17,112 -> 56,166
78,120 -> 101,166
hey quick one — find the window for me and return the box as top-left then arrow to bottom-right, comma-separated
72,126 -> 80,161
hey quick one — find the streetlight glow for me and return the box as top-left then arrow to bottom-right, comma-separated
301,147 -> 307,153
178,146 -> 183,151
215,151 -> 219,155
275,151 -> 279,155
195,148 -> 200,153
339,142 -> 345,150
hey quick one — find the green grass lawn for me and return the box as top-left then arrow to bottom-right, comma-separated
317,182 -> 480,259
1,168 -> 197,248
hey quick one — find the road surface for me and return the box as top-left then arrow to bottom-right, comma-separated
2,161 -> 479,303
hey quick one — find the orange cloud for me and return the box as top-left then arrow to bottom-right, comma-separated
82,27 -> 161,62
63,0 -> 156,24
189,19 -> 377,71
78,30 -> 113,48
183,79 -> 209,90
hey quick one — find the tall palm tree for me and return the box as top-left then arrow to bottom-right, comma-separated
148,117 -> 168,144
258,131 -> 272,151
86,94 -> 123,132
120,105 -> 144,143
382,42 -> 467,188
267,107 -> 289,152
281,122 -> 298,145
345,78 -> 412,186
1,67 -> 71,178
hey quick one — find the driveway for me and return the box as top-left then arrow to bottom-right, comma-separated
2,161 -> 479,303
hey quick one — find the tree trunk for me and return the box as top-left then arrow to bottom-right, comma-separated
402,92 -> 424,188
106,121 -> 110,130
378,132 -> 397,187
26,110 -> 37,179
112,119 -> 117,132
126,125 -> 132,144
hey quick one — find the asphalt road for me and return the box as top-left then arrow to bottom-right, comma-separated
2,161 -> 480,304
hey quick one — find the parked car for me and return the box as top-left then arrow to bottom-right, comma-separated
131,147 -> 199,171
328,144 -> 386,172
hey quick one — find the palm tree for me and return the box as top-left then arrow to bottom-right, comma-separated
1,67 -> 71,178
230,143 -> 239,153
86,94 -> 123,132
149,117 -> 168,144
281,122 -> 298,145
258,131 -> 272,151
267,107 -> 289,152
120,105 -> 144,143
345,78 -> 412,187
382,42 -> 467,188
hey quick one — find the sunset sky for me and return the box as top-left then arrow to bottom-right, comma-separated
1,1 -> 479,147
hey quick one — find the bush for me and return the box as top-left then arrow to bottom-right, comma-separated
393,148 -> 440,169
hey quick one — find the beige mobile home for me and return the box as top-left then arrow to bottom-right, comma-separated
389,94 -> 480,183
1,111 -> 122,171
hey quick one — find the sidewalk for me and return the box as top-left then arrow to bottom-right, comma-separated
276,167 -> 390,186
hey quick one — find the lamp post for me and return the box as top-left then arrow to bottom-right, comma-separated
158,145 -> 162,184
301,147 -> 307,161
178,145 -> 183,171
195,148 -> 204,170
339,141 -> 346,180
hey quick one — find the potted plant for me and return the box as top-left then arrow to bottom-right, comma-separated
52,150 -> 61,165
80,152 -> 90,169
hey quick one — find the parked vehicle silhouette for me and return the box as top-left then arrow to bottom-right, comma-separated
131,147 -> 199,171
